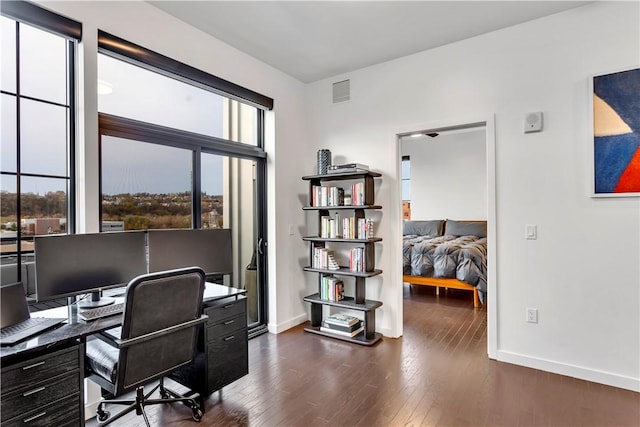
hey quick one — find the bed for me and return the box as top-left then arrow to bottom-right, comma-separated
402,219 -> 487,308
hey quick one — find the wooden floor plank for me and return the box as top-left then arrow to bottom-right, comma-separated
88,284 -> 639,426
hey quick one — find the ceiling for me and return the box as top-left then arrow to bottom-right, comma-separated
149,1 -> 590,83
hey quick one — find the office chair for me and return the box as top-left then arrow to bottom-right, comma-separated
85,267 -> 208,426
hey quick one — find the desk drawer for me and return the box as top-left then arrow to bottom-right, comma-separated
1,346 -> 80,395
2,393 -> 80,427
207,314 -> 247,341
1,373 -> 80,422
207,328 -> 248,391
204,297 -> 246,322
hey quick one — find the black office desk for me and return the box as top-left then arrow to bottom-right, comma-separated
0,283 -> 247,426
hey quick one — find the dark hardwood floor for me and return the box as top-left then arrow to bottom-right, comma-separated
96,285 -> 639,426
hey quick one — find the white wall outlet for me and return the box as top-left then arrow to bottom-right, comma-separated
526,308 -> 538,323
525,224 -> 537,240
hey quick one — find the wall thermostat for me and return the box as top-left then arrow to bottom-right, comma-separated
524,112 -> 543,133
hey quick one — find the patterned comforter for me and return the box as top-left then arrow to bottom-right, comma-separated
403,235 -> 488,296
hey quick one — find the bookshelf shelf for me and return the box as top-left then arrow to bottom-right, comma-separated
302,169 -> 383,346
303,266 -> 382,278
303,236 -> 383,243
303,325 -> 383,347
303,294 -> 382,311
302,205 -> 382,211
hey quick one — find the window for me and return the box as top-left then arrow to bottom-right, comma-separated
97,32 -> 271,335
0,3 -> 80,293
101,136 -> 193,230
402,155 -> 411,220
402,155 -> 411,200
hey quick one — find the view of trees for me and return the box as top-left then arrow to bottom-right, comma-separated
0,191 -> 223,231
1,191 -> 67,225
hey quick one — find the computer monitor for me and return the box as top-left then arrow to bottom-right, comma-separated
34,231 -> 147,307
147,229 -> 233,278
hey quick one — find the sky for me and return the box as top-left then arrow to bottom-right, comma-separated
1,20 -> 242,196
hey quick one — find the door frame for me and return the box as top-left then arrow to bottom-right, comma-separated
394,113 -> 497,358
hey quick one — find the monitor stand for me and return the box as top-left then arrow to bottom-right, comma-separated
77,291 -> 114,309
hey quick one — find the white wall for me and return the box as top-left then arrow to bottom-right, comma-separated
306,2 -> 640,391
39,1 -> 311,333
402,129 -> 487,220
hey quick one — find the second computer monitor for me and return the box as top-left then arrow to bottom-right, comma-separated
34,231 -> 148,302
147,229 -> 233,277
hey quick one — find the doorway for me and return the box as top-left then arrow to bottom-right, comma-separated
396,117 -> 497,358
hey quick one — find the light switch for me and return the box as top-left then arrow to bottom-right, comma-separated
525,224 -> 537,240
288,224 -> 295,236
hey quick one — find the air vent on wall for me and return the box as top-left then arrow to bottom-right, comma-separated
332,79 -> 350,103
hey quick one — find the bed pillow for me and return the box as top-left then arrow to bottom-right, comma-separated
445,220 -> 487,237
402,220 -> 444,236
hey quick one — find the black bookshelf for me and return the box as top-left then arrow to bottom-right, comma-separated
302,170 -> 383,346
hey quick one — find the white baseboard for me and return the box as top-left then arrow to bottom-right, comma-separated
497,350 -> 640,392
268,312 -> 308,334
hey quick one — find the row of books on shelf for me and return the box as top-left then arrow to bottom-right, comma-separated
320,214 -> 374,239
311,186 -> 344,207
310,182 -> 366,207
311,247 -> 367,273
349,247 -> 367,272
319,312 -> 364,337
319,275 -> 344,301
312,247 -> 340,270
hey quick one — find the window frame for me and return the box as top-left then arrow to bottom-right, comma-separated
0,2 -> 80,287
97,34 -> 270,335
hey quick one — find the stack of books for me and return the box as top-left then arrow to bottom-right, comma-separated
327,163 -> 369,174
320,313 -> 364,337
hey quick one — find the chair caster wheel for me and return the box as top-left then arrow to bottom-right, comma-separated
192,407 -> 203,422
97,410 -> 110,422
160,390 -> 170,399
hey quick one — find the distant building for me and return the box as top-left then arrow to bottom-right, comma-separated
101,221 -> 125,232
21,218 -> 63,235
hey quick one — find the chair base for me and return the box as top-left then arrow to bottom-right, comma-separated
96,378 -> 203,426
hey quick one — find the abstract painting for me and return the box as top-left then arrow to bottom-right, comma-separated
593,67 -> 640,196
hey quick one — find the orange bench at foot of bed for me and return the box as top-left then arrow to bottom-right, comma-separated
402,275 -> 480,308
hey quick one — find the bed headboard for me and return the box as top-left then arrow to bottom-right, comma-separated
403,219 -> 487,238
443,219 -> 487,237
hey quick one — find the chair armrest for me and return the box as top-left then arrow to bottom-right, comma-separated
114,315 -> 208,349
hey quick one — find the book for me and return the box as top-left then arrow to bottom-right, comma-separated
320,325 -> 364,337
327,167 -> 368,174
328,163 -> 369,171
322,319 -> 362,333
324,313 -> 360,326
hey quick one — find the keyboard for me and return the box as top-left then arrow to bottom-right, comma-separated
1,318 -> 66,346
79,303 -> 125,321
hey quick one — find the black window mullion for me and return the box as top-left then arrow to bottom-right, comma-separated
99,113 -> 267,161
67,38 -> 76,234
193,149 -> 202,229
15,20 -> 22,282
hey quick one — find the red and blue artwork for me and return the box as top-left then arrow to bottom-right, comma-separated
593,68 -> 640,195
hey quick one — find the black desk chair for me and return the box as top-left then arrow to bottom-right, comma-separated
86,267 -> 208,426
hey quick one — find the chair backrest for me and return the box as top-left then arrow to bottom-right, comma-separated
115,267 -> 206,392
